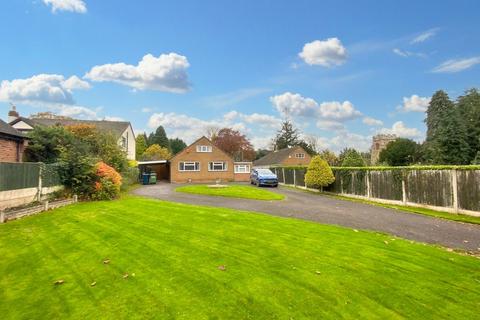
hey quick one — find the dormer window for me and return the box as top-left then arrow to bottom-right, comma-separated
295,153 -> 305,159
196,145 -> 212,152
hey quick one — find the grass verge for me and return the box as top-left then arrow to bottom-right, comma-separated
175,184 -> 284,200
0,196 -> 479,319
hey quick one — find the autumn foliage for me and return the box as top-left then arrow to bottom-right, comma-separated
213,128 -> 255,161
92,161 -> 122,200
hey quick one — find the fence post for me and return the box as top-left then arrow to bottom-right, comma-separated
0,210 -> 5,223
401,172 -> 407,205
282,167 -> 285,184
73,195 -> 78,203
44,201 -> 49,211
293,169 -> 296,187
366,171 -> 371,198
452,169 -> 459,213
37,163 -> 43,202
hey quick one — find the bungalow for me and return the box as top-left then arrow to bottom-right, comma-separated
8,107 -> 136,160
253,146 -> 311,168
0,119 -> 27,162
169,136 -> 252,183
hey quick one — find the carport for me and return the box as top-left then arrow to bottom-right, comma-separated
137,160 -> 170,181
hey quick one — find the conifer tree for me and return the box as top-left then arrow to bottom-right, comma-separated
305,155 -> 335,190
148,126 -> 170,150
457,88 -> 480,162
135,134 -> 148,160
274,120 -> 300,150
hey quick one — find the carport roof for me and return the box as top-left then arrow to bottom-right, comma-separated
137,160 -> 168,165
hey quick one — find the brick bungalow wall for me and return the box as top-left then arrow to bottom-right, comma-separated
170,136 -> 251,183
280,146 -> 312,166
0,138 -> 25,162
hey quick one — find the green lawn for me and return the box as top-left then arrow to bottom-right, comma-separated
175,184 -> 285,200
0,197 -> 479,319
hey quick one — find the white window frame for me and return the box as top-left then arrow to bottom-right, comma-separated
208,161 -> 227,171
295,153 -> 305,159
196,145 -> 212,153
234,164 -> 250,173
179,161 -> 200,172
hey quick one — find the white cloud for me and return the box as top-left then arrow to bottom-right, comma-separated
330,130 -> 371,152
411,28 -> 438,44
62,75 -> 91,91
392,48 -> 427,58
299,38 -> 347,67
363,117 -> 383,126
141,107 -> 153,113
379,121 -> 422,139
270,92 -> 318,118
432,57 -> 480,73
0,74 -> 89,105
319,101 -> 362,121
316,120 -> 345,131
85,53 -> 190,93
48,104 -> 99,119
104,116 -> 125,121
397,95 -> 431,112
43,0 -> 87,13
202,88 -> 270,107
270,92 -> 362,122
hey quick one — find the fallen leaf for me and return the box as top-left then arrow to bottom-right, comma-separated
103,259 -> 110,264
217,265 -> 226,271
123,273 -> 129,279
463,240 -> 469,243
315,271 -> 321,275
446,248 -> 454,252
54,279 -> 64,285
353,229 -> 359,233
384,241 -> 389,245
91,281 -> 96,287
131,273 -> 136,277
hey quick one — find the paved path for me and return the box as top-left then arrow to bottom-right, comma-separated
133,183 -> 480,252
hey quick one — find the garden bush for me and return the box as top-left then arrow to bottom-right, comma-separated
91,162 -> 122,200
305,155 -> 335,189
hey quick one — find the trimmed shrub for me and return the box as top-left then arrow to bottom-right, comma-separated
92,162 -> 122,200
305,156 -> 335,189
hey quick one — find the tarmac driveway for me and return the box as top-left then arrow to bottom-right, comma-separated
133,182 -> 480,252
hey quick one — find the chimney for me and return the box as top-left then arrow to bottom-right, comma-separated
8,104 -> 19,123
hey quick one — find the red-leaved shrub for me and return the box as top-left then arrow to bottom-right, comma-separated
92,162 -> 122,200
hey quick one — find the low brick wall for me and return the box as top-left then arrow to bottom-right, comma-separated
0,197 -> 77,223
0,186 -> 63,210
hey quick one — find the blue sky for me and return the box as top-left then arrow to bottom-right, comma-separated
1,0 -> 479,151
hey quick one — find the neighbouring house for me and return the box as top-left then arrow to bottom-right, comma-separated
169,136 -> 252,183
253,146 -> 312,168
8,108 -> 136,160
0,119 -> 27,162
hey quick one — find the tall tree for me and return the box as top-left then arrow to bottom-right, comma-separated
135,133 -> 148,160
319,149 -> 339,166
379,138 -> 419,166
274,120 -> 300,150
425,90 -> 452,144
457,88 -> 480,162
141,144 -> 172,161
341,149 -> 365,167
169,138 -> 187,155
213,128 -> 255,161
434,109 -> 471,164
148,126 -> 170,150
425,90 -> 470,164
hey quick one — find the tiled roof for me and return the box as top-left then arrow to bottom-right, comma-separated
0,119 -> 25,139
253,147 -> 295,166
18,118 -> 130,138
